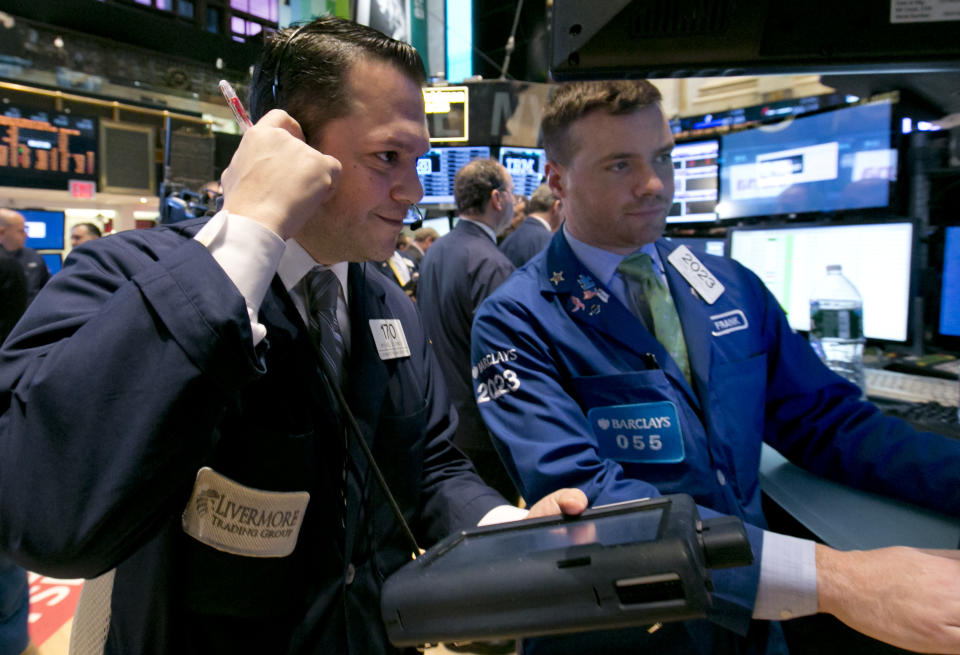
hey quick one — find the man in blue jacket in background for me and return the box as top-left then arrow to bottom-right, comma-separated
472,79 -> 960,654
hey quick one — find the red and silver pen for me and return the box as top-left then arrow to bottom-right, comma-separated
219,79 -> 252,133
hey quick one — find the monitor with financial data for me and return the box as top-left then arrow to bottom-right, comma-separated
498,147 -> 547,198
668,139 -> 719,224
938,226 -> 960,339
417,146 -> 491,206
718,100 -> 898,220
727,220 -> 914,342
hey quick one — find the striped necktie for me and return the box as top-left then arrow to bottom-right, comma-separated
617,253 -> 692,385
302,267 -> 344,387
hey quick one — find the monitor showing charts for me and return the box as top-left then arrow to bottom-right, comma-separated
727,220 -> 913,342
417,146 -> 491,205
668,139 -> 719,223
21,209 -> 66,250
498,147 -> 547,198
939,226 -> 960,338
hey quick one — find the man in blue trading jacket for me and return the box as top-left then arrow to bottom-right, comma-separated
418,159 -> 518,501
471,79 -> 960,655
0,209 -> 50,305
0,17 -> 582,655
499,183 -> 561,268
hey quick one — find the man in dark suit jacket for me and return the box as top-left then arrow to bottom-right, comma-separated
0,208 -> 50,305
0,254 -> 26,345
403,226 -> 438,265
499,183 -> 561,268
0,17 -> 582,655
417,159 -> 518,501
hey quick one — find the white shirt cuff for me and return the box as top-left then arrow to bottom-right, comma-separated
194,210 -> 285,346
752,531 -> 818,621
478,505 -> 529,526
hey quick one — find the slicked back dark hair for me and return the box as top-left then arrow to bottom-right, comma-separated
249,15 -> 427,144
540,80 -> 662,165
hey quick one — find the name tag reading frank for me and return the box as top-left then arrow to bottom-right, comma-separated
182,467 -> 309,558
588,401 -> 685,464
370,319 -> 411,360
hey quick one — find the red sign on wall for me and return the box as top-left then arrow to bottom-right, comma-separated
28,573 -> 83,646
69,179 -> 96,199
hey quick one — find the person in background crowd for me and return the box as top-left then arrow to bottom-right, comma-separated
70,222 -> 102,247
418,159 -> 519,503
0,208 -> 49,305
499,183 -> 561,268
403,226 -> 438,264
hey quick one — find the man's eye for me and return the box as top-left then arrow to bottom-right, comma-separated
609,161 -> 629,171
376,152 -> 398,163
657,153 -> 673,164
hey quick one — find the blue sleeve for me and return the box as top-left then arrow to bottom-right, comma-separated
471,292 -> 761,634
0,234 -> 262,578
753,272 -> 960,517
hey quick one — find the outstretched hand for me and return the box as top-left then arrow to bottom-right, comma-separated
816,544 -> 960,654
221,109 -> 342,240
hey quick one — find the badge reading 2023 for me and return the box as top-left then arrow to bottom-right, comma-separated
588,401 -> 685,464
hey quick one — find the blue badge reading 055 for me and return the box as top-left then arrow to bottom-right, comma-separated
588,401 -> 684,464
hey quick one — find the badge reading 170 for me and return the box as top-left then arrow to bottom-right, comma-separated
588,401 -> 685,464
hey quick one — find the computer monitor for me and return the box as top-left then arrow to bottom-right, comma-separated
498,147 -> 547,198
21,209 -> 66,250
726,220 -> 914,342
420,216 -> 452,238
665,236 -> 725,258
718,100 -> 898,221
40,252 -> 62,275
668,139 -> 719,224
417,146 -> 492,206
938,226 -> 960,339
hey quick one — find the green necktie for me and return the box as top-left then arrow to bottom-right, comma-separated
617,253 -> 692,385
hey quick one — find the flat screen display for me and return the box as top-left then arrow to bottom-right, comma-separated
939,226 -> 960,338
21,209 -> 66,251
41,252 -> 62,275
727,221 -> 913,342
668,139 -> 719,223
718,101 -> 896,220
420,216 -> 452,238
0,106 -> 97,191
417,146 -> 491,205
498,146 -> 547,198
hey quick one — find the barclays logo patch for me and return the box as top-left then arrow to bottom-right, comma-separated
709,309 -> 749,336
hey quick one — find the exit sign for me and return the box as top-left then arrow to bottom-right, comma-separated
69,179 -> 96,199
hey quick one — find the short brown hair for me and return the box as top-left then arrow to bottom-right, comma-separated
454,159 -> 509,215
540,80 -> 662,165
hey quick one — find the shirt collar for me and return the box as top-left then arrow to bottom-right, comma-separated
562,225 -> 662,288
527,213 -> 552,232
278,238 -> 349,299
457,216 -> 498,243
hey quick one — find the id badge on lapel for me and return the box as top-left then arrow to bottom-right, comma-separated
588,402 -> 685,464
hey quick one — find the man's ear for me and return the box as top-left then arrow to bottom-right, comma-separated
545,161 -> 565,200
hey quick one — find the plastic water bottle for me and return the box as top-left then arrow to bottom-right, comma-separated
809,265 -> 866,393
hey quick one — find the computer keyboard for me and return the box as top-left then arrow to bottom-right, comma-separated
865,368 -> 959,407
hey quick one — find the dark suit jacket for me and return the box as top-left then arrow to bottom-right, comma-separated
498,216 -> 552,268
417,219 -> 515,450
0,255 -> 26,344
0,218 -> 502,654
0,246 -> 48,305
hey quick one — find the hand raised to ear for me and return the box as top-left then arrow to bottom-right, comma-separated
222,109 -> 342,240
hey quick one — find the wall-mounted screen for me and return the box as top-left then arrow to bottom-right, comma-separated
21,209 -> 66,251
0,106 -> 97,191
727,220 -> 913,342
718,101 -> 896,220
417,146 -> 491,205
498,146 -> 546,198
668,139 -> 719,223
41,252 -> 62,275
939,226 -> 960,338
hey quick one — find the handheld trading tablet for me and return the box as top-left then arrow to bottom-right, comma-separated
381,494 -> 751,647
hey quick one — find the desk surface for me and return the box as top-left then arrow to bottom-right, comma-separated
759,444 -> 960,550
